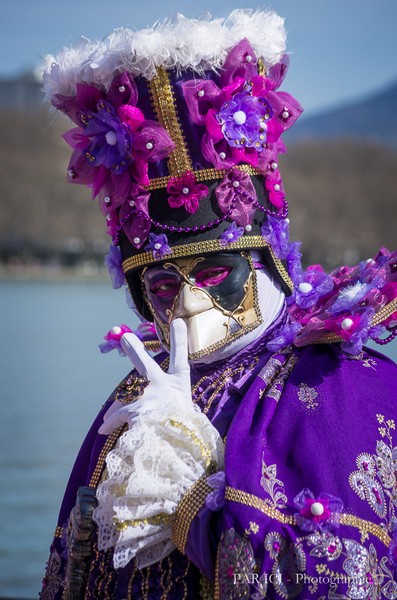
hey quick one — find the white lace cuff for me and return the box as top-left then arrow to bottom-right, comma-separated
93,398 -> 224,569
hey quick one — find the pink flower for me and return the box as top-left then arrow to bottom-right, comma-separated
294,488 -> 343,532
99,324 -> 133,356
167,172 -> 208,214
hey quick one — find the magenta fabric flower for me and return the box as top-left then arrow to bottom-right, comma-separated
54,71 -> 174,222
294,488 -> 343,533
215,168 -> 257,227
182,40 -> 302,174
144,233 -> 171,259
167,172 -> 208,214
116,184 -> 151,248
220,222 -> 245,245
99,324 -> 133,356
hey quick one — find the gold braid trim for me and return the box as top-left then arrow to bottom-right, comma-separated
149,66 -> 192,177
89,426 -> 126,488
146,164 -> 261,190
172,477 -> 212,553
54,525 -> 63,539
225,486 -> 391,547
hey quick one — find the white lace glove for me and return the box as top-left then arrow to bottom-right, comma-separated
98,318 -> 192,434
93,318 -> 224,570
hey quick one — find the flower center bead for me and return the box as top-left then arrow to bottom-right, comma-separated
341,318 -> 353,330
182,187 -> 190,195
233,110 -> 247,125
310,502 -> 324,516
105,131 -> 118,146
154,243 -> 162,250
298,282 -> 313,293
111,326 -> 122,335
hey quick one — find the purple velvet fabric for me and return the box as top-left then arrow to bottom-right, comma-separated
41,326 -> 397,599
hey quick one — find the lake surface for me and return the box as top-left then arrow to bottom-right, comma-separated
0,280 -> 396,598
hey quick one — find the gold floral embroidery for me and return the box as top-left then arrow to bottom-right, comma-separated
297,383 -> 319,411
349,414 -> 397,530
244,521 -> 260,536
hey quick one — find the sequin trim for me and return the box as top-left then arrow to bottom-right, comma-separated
146,164 -> 261,191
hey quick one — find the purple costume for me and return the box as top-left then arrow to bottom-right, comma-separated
41,10 -> 397,599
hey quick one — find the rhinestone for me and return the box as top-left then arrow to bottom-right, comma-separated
146,141 -> 154,150
341,318 -> 354,331
154,243 -> 162,250
133,237 -> 141,245
245,54 -> 253,63
245,224 -> 252,232
298,282 -> 313,294
118,85 -> 126,93
111,326 -> 122,335
219,152 -> 226,160
310,502 -> 324,516
197,89 -> 205,97
274,184 -> 281,191
232,181 -> 240,188
182,187 -> 190,195
104,196 -> 111,204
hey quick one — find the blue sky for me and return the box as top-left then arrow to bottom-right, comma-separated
2,0 -> 397,115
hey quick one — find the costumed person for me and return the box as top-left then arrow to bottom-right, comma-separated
40,9 -> 397,599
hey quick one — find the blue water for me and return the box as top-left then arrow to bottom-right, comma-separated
0,280 -> 396,598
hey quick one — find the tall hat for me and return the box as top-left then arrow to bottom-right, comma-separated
43,9 -> 302,312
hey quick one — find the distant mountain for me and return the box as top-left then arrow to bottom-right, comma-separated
286,81 -> 397,147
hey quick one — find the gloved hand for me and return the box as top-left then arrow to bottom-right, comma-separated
98,318 -> 192,434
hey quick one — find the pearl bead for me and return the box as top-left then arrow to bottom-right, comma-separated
198,89 -> 205,97
232,180 -> 240,188
129,200 -> 135,207
282,110 -> 290,119
182,187 -> 190,195
105,131 -> 117,146
133,237 -> 140,245
227,232 -> 234,239
111,325 -> 122,335
271,161 -> 278,170
104,196 -> 111,204
67,168 -> 75,177
245,54 -> 252,63
233,110 -> 247,125
219,152 -> 226,160
245,224 -> 252,232
341,318 -> 354,331
285,218 -> 290,224
154,243 -> 162,250
118,85 -> 126,93
310,502 -> 324,516
274,184 -> 281,191
146,141 -> 154,150
106,214 -> 111,221
298,282 -> 313,293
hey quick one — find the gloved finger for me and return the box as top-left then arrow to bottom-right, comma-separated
121,332 -> 164,382
168,318 -> 189,376
98,406 -> 136,435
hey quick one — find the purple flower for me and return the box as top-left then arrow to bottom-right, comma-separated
266,320 -> 302,352
287,241 -> 303,286
104,244 -> 125,289
144,233 -> 171,259
294,488 -> 343,533
99,324 -> 133,356
293,265 -> 334,309
220,222 -> 244,245
217,91 -> 272,150
340,309 -> 374,356
167,172 -> 208,214
261,215 -> 290,260
79,100 -> 134,173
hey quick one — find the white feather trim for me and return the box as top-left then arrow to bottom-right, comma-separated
42,9 -> 286,100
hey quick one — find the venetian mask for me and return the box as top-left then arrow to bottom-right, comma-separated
141,251 -> 265,360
